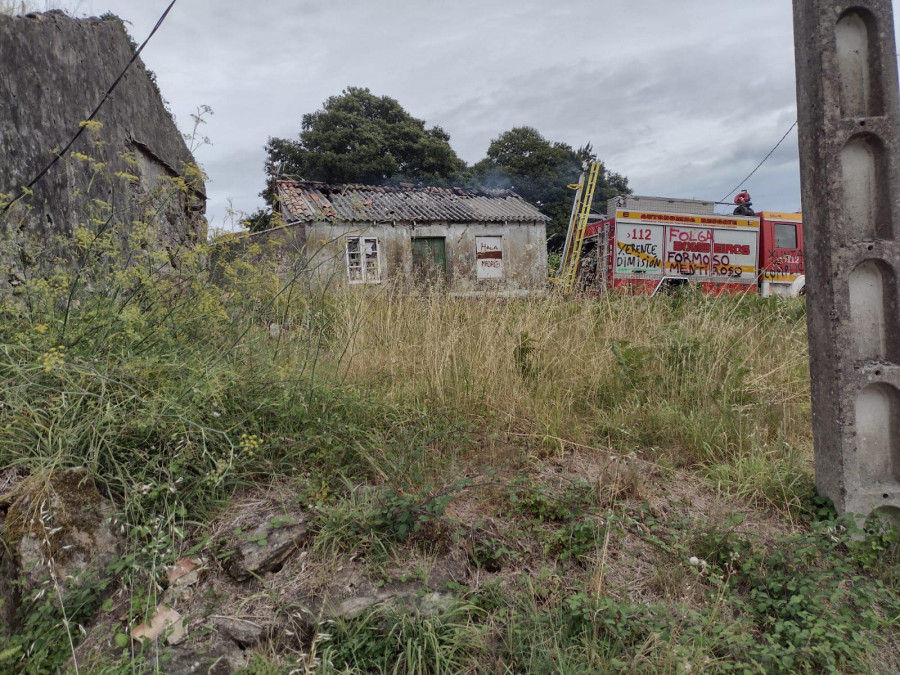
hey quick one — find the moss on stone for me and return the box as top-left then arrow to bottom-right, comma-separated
1,468 -> 119,592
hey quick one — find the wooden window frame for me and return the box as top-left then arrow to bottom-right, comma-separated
345,236 -> 382,284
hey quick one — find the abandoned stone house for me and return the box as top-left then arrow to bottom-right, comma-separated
258,180 -> 549,295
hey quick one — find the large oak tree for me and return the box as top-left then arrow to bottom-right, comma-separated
264,87 -> 466,191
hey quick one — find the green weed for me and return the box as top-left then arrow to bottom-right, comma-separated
318,602 -> 488,674
506,476 -> 595,523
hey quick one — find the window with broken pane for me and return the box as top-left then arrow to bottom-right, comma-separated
345,236 -> 381,283
363,238 -> 380,281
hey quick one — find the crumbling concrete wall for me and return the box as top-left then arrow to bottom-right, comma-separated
0,10 -> 206,268
304,221 -> 548,296
243,220 -> 549,297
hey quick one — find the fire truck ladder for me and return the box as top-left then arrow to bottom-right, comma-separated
556,161 -> 601,294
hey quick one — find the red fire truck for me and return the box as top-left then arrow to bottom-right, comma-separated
576,193 -> 805,297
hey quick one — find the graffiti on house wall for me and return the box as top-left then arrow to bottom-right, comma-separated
615,223 -> 664,275
476,236 -> 503,279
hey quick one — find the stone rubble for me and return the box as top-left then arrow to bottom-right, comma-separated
131,605 -> 188,646
225,514 -> 310,581
0,468 -> 122,632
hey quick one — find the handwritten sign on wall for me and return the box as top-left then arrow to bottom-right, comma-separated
476,237 -> 503,279
663,226 -> 757,281
614,223 -> 664,276
614,210 -> 759,284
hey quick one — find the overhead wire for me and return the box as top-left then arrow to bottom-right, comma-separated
2,0 -> 179,213
718,120 -> 798,204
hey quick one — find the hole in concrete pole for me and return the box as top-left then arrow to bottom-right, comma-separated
836,9 -> 884,117
849,260 -> 897,360
841,135 -> 891,239
856,383 -> 900,484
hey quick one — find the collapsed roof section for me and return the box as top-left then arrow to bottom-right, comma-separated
276,180 -> 550,225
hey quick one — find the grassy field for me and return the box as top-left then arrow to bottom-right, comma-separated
338,288 -> 813,512
1,211 -> 899,673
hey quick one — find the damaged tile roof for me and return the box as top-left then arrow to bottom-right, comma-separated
276,180 -> 550,224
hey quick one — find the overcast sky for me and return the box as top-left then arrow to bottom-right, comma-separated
66,0 -> 900,230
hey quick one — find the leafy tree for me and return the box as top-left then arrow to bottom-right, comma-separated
472,127 -> 630,249
240,207 -> 272,233
263,87 -> 466,198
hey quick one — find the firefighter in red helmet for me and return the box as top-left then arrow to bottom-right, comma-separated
733,190 -> 755,216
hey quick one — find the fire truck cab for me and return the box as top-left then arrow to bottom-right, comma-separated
757,211 -> 805,297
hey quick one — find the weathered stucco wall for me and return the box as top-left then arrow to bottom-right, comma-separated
299,221 -> 548,296
229,220 -> 548,295
0,11 -> 205,266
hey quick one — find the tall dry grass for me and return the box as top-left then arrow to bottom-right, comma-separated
332,287 -> 813,508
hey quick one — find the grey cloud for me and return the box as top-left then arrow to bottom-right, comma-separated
73,0 -> 900,227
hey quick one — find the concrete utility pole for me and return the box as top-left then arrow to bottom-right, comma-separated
793,0 -> 900,526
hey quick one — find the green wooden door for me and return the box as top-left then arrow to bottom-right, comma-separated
411,237 -> 447,284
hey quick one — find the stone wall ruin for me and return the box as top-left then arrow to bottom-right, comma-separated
0,10 -> 206,282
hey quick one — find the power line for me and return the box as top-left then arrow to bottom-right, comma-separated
2,0 -> 179,213
719,120 -> 798,204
